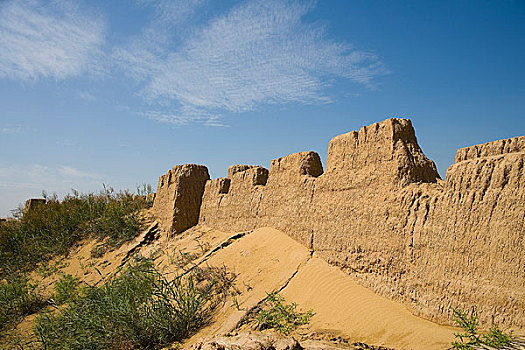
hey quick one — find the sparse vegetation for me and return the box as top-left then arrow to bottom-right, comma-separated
0,186 -> 152,279
450,308 -> 513,349
256,292 -> 313,335
91,242 -> 110,258
52,273 -> 80,305
34,257 -> 234,350
36,260 -> 70,279
0,276 -> 44,332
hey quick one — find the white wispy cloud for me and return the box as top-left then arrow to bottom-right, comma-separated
1,124 -> 23,134
142,109 -> 229,127
113,0 -> 207,83
0,164 -> 101,189
137,0 -> 207,28
116,0 -> 386,125
0,0 -> 106,81
76,91 -> 96,102
58,166 -> 101,179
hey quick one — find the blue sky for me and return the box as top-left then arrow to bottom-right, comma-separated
0,0 -> 524,216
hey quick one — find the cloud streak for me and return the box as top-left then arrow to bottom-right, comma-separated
116,0 -> 386,125
1,124 -> 23,134
58,166 -> 101,179
137,0 -> 207,29
0,164 -> 101,189
0,0 -> 106,81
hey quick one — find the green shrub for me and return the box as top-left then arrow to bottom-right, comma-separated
34,258 -> 233,350
0,187 -> 151,279
0,276 -> 44,331
451,308 -> 513,349
52,273 -> 80,305
256,292 -> 313,335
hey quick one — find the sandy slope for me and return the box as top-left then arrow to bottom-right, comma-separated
184,226 -> 312,344
182,227 -> 457,349
280,256 -> 456,349
18,224 -> 457,349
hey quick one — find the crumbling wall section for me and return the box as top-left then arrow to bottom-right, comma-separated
153,164 -> 209,234
200,165 -> 268,233
23,198 -> 46,215
399,137 -> 525,326
157,119 -> 523,328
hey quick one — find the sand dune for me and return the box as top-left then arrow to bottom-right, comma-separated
281,256 -> 456,349
181,226 -> 457,349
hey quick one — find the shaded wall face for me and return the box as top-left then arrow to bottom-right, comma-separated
23,198 -> 46,215
153,164 -> 210,235
196,119 -> 524,328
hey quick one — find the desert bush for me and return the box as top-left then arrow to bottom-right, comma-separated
52,273 -> 80,305
256,292 -> 313,335
451,308 -> 513,349
34,257 -> 234,350
0,276 -> 44,332
0,186 -> 151,278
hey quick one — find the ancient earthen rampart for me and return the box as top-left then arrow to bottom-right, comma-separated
153,118 -> 524,328
23,198 -> 46,215
153,164 -> 209,234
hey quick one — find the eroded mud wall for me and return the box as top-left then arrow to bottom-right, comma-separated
158,118 -> 524,328
397,138 -> 525,327
153,164 -> 210,234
